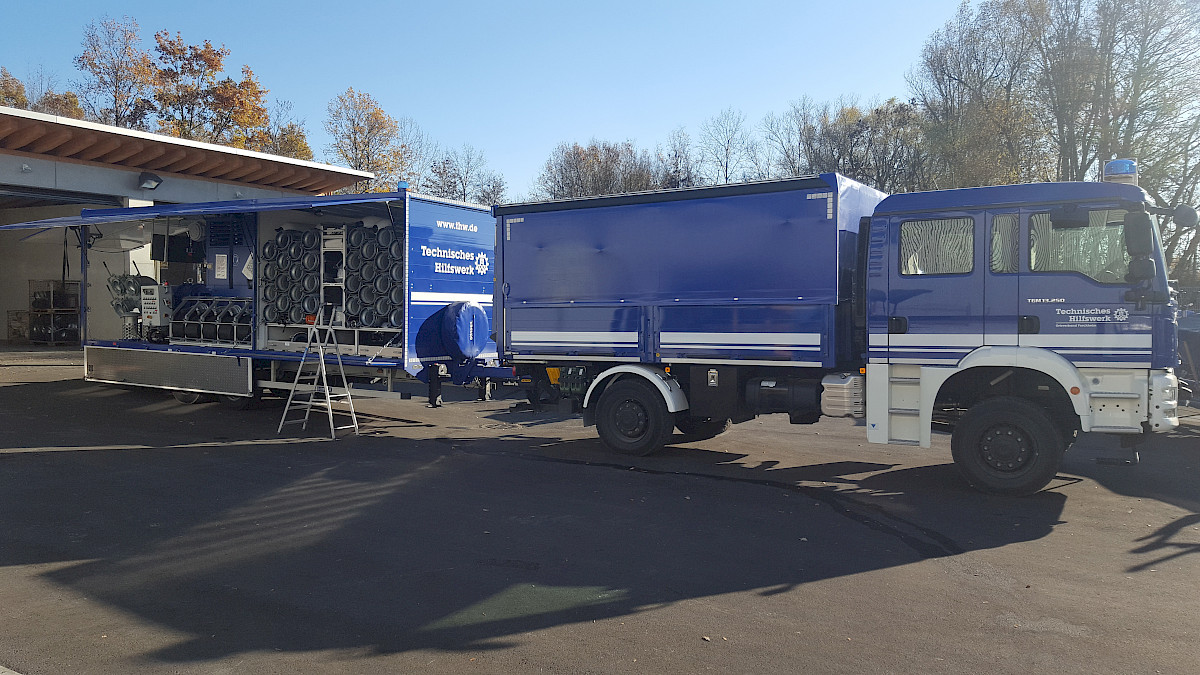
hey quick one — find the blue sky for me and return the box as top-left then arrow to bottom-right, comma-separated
5,0 -> 966,197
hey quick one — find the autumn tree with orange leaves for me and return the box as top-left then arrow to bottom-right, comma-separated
151,31 -> 268,148
68,17 -> 312,159
323,88 -> 411,193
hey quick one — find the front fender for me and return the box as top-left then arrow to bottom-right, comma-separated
953,346 -> 1091,420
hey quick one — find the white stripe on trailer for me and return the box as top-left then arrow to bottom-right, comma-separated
410,291 -> 494,304
510,355 -> 641,362
412,301 -> 492,306
660,344 -> 822,352
660,331 -> 822,346
512,342 -> 634,348
664,357 -> 824,367
511,331 -> 638,344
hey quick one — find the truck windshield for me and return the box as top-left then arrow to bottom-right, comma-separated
1029,209 -> 1151,284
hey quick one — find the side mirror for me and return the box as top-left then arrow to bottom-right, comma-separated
1124,210 -> 1154,257
1173,204 -> 1198,229
1126,257 -> 1156,282
1050,204 -> 1089,229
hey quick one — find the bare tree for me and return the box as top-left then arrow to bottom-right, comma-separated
73,15 -> 155,128
22,66 -> 58,111
863,99 -> 934,193
534,139 -> 658,199
394,116 -> 437,192
252,99 -> 312,160
656,127 -> 701,188
909,0 -> 1049,187
761,99 -> 812,177
698,107 -> 752,183
476,172 -> 508,205
426,144 -> 506,204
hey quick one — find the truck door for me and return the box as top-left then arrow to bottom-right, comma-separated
885,212 -> 984,364
1017,207 -> 1153,369
984,211 -> 1021,344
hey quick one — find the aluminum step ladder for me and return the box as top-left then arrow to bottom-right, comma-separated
277,311 -> 360,439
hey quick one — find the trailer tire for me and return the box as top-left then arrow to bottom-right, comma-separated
951,396 -> 1065,495
596,378 -> 674,456
171,390 -> 213,405
218,394 -> 255,410
675,416 -> 731,441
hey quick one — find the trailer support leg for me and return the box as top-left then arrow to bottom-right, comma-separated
427,365 -> 444,408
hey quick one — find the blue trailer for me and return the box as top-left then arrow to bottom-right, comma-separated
1,187 -> 506,403
494,171 -> 1196,494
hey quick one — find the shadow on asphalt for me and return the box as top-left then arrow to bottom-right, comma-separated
1,378 -> 1193,663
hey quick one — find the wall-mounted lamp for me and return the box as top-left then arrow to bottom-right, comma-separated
138,172 -> 163,190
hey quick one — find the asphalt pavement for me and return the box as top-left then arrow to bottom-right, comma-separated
0,348 -> 1197,674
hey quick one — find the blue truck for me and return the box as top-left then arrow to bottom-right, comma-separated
493,170 -> 1197,494
1,187 -> 503,404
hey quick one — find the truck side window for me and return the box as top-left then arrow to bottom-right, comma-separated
899,217 -> 974,275
990,214 -> 1019,273
1029,210 -> 1132,283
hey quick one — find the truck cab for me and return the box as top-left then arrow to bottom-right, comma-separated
865,181 -> 1186,493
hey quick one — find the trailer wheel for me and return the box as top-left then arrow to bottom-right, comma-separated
171,390 -> 213,405
951,396 -> 1065,495
596,378 -> 674,456
217,394 -> 255,410
675,416 -> 731,441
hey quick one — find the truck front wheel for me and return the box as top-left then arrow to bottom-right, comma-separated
951,396 -> 1065,495
596,379 -> 674,456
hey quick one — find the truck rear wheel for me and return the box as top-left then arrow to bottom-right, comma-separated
951,396 -> 1065,495
596,378 -> 674,456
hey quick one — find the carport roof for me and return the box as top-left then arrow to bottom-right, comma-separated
0,106 -> 372,195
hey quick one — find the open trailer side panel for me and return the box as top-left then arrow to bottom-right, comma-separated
3,190 -> 503,399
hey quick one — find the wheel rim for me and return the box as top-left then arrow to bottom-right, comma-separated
614,398 -> 649,440
980,423 -> 1036,473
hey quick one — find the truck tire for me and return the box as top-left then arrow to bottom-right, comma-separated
596,378 -> 674,456
951,396 -> 1065,495
675,416 -> 731,441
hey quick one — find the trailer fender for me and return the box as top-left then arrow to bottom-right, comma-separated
583,365 -> 689,416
